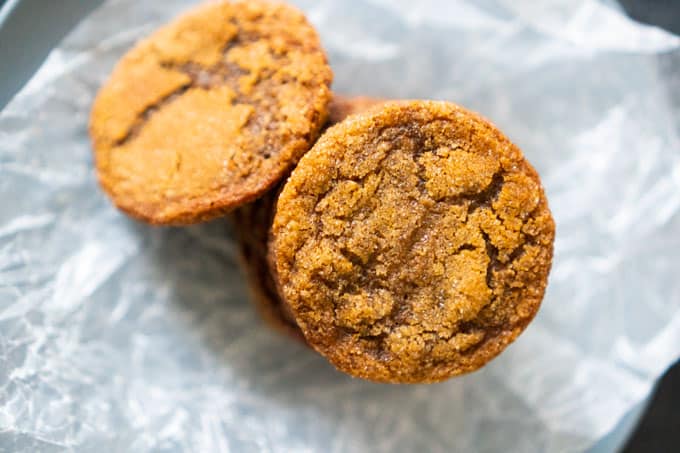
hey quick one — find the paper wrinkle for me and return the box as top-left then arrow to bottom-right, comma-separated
1,0 -> 679,452
500,0 -> 680,52
366,0 -> 510,30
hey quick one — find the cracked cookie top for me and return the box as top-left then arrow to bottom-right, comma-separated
270,101 -> 555,383
90,0 -> 332,224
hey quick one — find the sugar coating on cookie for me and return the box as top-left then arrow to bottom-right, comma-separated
232,96 -> 384,342
271,101 -> 555,383
90,0 -> 332,224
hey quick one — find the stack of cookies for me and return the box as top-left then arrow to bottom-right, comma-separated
90,1 -> 554,383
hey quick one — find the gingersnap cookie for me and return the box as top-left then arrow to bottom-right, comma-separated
270,101 -> 555,383
327,95 -> 385,125
90,0 -> 332,224
232,95 -> 384,341
232,184 -> 304,341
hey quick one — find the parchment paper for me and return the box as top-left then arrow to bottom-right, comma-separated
1,0 -> 679,452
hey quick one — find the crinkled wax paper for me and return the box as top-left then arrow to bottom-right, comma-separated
1,0 -> 679,452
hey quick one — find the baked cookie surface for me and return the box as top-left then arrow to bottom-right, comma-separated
270,101 -> 555,383
232,96 -> 383,341
90,0 -> 332,224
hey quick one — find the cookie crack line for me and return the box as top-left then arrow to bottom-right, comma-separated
481,230 -> 499,290
338,326 -> 387,341
114,83 -> 191,146
340,317 -> 493,357
337,240 -> 486,341
308,138 -> 392,221
115,61 -> 249,147
466,172 -> 505,213
113,23 -> 292,148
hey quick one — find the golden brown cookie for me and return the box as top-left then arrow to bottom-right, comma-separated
232,95 -> 384,342
270,101 -> 555,383
327,96 -> 385,125
90,0 -> 332,224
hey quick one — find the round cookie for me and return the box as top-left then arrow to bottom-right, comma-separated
90,0 -> 332,224
232,95 -> 384,342
270,101 -> 555,383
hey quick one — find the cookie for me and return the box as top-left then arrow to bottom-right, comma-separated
270,101 -> 555,383
232,185 -> 304,341
232,95 -> 384,341
327,95 -> 385,125
90,0 -> 332,224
